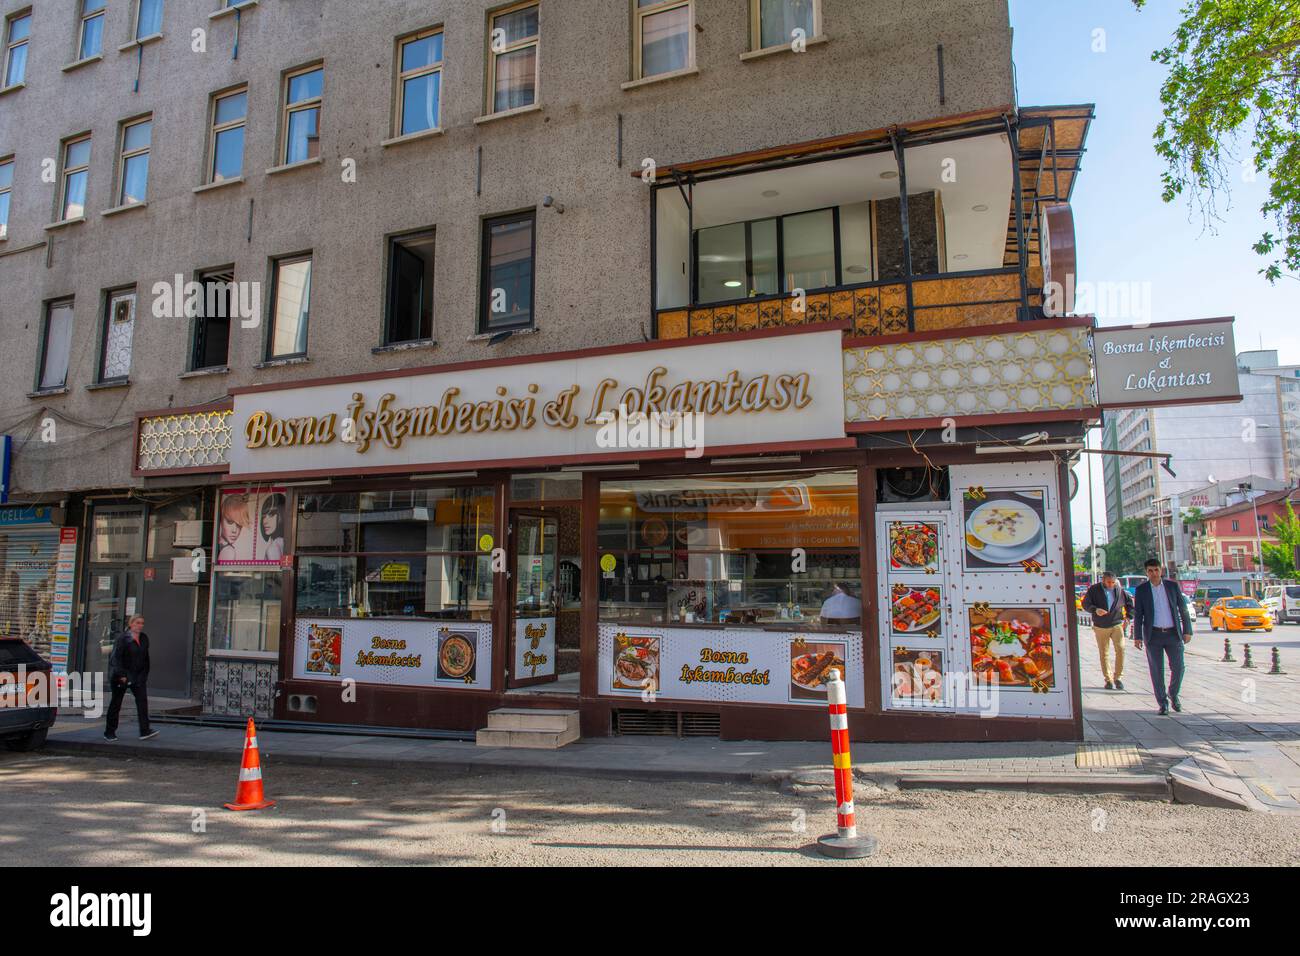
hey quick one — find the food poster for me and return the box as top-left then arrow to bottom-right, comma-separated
612,632 -> 660,693
788,639 -> 847,702
889,647 -> 946,706
888,520 -> 941,574
890,583 -> 943,638
967,605 -> 1054,692
960,487 -> 1049,572
217,488 -> 288,565
293,618 -> 492,689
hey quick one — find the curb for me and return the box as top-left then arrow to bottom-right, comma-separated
1167,756 -> 1254,811
891,772 -> 1171,798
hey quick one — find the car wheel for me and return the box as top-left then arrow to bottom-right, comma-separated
3,728 -> 48,752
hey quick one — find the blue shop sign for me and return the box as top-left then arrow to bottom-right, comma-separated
0,505 -> 55,526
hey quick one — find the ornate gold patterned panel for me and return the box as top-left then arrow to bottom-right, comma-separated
136,409 -> 233,472
843,327 -> 1092,423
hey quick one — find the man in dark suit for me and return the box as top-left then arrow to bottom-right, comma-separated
1131,558 -> 1193,715
104,614 -> 159,741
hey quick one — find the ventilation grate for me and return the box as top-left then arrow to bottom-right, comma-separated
614,709 -> 720,738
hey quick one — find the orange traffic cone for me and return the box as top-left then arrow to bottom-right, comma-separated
223,718 -> 276,811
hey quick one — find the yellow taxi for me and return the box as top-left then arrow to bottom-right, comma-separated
1208,596 -> 1273,633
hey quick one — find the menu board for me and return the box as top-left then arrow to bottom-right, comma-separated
293,618 -> 492,689
877,515 -> 954,710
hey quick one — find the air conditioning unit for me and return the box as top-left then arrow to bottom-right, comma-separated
173,520 -> 204,547
170,556 -> 203,585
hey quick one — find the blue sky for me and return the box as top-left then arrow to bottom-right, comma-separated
1008,0 -> 1300,545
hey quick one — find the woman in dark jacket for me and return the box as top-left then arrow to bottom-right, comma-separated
104,614 -> 158,741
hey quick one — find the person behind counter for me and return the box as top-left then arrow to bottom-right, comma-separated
819,584 -> 862,626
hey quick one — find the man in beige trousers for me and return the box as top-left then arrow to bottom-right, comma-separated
1081,570 -> 1134,690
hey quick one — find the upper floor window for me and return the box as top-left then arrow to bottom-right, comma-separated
191,267 -> 233,371
98,288 -> 137,383
751,0 -> 818,52
136,0 -> 164,39
79,0 -> 106,60
281,66 -> 322,165
479,212 -> 535,333
634,0 -> 693,79
59,136 -> 92,221
118,117 -> 152,206
386,229 -> 436,345
4,12 -> 31,88
267,254 -> 313,359
487,3 -> 538,114
0,157 -> 12,240
209,87 -> 247,182
396,28 -> 443,136
38,299 -> 75,391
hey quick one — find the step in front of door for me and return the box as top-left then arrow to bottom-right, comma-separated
475,708 -> 580,748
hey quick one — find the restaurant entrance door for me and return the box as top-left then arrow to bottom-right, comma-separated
507,511 -> 559,689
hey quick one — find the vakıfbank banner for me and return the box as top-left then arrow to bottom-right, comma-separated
227,328 -> 847,478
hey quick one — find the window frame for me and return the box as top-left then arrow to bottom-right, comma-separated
135,0 -> 165,41
96,286 -> 137,385
0,155 -> 12,240
394,26 -> 444,137
384,227 -> 437,346
206,85 -> 248,183
189,265 -> 235,372
116,115 -> 153,207
478,210 -> 537,334
77,0 -> 106,61
265,252 -> 314,361
485,1 -> 540,116
4,10 -> 32,89
58,134 -> 92,223
280,63 -> 323,166
36,297 -> 76,393
633,0 -> 695,81
748,0 -> 821,53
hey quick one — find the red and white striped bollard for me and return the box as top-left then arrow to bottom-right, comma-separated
815,669 -> 878,858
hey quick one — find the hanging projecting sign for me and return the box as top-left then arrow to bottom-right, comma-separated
1092,318 -> 1241,408
226,327 -> 848,479
1039,203 -> 1077,316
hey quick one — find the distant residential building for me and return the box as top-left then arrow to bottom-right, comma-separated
1188,486 -> 1300,578
1154,474 -> 1287,572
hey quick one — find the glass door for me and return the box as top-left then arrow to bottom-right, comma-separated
508,512 -> 557,688
83,568 -> 142,678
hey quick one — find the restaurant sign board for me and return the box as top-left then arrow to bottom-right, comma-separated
1092,318 -> 1241,408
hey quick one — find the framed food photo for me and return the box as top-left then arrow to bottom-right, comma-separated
960,487 -> 1049,572
788,640 -> 848,703
889,582 -> 943,639
436,629 -> 479,684
967,605 -> 1055,692
611,633 -> 660,694
889,647 -> 946,707
887,520 -> 941,574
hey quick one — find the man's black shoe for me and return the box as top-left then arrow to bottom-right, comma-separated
1158,706 -> 1168,716
1104,680 -> 1114,690
1114,679 -> 1124,690
139,729 -> 160,741
103,733 -> 117,741
1170,696 -> 1181,713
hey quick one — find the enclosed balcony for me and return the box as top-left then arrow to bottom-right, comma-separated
649,105 -> 1092,340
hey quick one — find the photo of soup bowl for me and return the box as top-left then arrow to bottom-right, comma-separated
967,499 -> 1043,550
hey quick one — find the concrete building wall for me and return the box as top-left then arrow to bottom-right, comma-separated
0,0 -> 1015,495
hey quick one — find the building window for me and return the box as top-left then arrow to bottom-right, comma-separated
634,0 -> 693,79
136,0 -> 164,40
694,206 -> 852,304
78,0 -> 106,60
386,229 -> 436,345
209,87 -> 247,182
487,2 -> 539,114
191,267 -> 233,371
38,299 -> 75,391
1232,519 -> 1240,531
479,212 -> 535,333
98,289 -> 136,383
281,65 -> 322,165
211,571 -> 283,655
396,28 -> 443,136
59,136 -> 92,221
751,0 -> 817,51
117,117 -> 152,206
4,12 -> 30,88
267,254 -> 313,359
0,157 -> 12,239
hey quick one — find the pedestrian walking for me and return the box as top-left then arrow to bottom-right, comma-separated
1131,558 -> 1193,716
1081,570 -> 1133,690
104,614 -> 159,741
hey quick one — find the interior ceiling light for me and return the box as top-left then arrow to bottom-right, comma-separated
972,204 -> 989,212
761,189 -> 780,198
953,253 -> 969,260
846,265 -> 870,274
880,170 -> 899,180
724,280 -> 743,287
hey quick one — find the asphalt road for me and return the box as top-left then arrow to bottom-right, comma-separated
3,752 -> 1297,866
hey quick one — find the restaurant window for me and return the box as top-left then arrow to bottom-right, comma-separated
38,299 -> 75,391
597,470 -> 861,629
634,0 -> 692,80
59,136 -> 92,221
479,212 -> 534,332
98,288 -> 136,383
190,267 -> 233,370
3,12 -> 30,88
396,28 -> 443,136
385,229 -> 435,345
751,0 -> 818,51
267,254 -> 312,359
209,87 -> 247,182
695,205 -> 853,305
211,571 -> 283,655
294,487 -> 496,621
136,0 -> 164,39
281,65 -> 322,165
486,2 -> 538,114
0,156 -> 12,239
117,117 -> 152,206
78,0 -> 106,61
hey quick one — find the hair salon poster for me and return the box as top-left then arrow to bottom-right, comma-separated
217,488 -> 288,565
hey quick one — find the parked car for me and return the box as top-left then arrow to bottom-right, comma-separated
1261,584 -> 1300,624
1208,596 -> 1273,633
0,637 -> 57,751
1194,586 -> 1234,615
